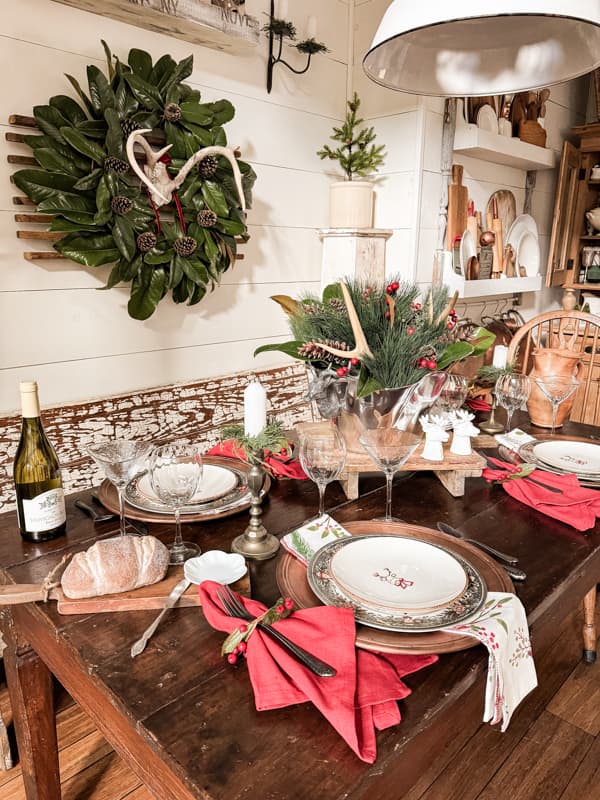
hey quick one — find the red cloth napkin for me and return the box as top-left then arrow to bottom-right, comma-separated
467,396 -> 491,412
483,457 -> 600,532
206,440 -> 308,480
198,581 -> 437,763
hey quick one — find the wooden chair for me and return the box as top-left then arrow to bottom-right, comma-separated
507,310 -> 600,663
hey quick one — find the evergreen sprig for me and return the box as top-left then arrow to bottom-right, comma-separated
219,420 -> 289,467
476,364 -> 515,385
317,92 -> 386,180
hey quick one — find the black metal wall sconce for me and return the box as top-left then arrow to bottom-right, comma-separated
264,0 -> 328,93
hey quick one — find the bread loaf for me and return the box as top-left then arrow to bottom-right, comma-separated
61,536 -> 170,599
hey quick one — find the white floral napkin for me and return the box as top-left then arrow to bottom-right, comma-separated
282,515 -> 537,731
494,428 -> 536,451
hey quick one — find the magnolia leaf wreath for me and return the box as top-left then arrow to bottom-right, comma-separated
13,41 -> 256,320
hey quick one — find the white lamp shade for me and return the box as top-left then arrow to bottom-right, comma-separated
363,0 -> 600,96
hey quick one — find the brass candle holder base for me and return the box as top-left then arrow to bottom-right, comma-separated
479,395 -> 504,435
231,463 -> 279,561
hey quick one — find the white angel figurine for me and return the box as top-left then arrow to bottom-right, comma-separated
450,410 -> 479,456
420,414 -> 449,461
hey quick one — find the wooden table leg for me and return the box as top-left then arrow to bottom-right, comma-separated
1,611 -> 61,799
582,586 -> 597,664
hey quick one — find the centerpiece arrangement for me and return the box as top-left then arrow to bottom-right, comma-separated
256,278 -> 493,462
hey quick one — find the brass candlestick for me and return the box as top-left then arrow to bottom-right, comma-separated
479,394 -> 504,434
231,463 -> 279,560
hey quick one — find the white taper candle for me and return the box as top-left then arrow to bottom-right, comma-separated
492,345 -> 508,369
306,15 -> 317,38
244,380 -> 267,437
277,0 -> 288,19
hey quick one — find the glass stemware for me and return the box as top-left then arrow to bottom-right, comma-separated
359,429 -> 422,522
149,444 -> 203,564
299,427 -> 346,518
495,373 -> 531,432
87,439 -> 152,537
435,374 -> 469,414
534,375 -> 580,436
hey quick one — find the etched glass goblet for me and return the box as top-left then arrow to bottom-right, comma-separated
495,374 -> 531,432
149,443 -> 203,564
87,439 -> 152,537
359,429 -> 422,522
299,427 -> 346,518
534,375 -> 580,436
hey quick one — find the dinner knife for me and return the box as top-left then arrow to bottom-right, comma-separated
437,523 -> 526,581
130,577 -> 190,658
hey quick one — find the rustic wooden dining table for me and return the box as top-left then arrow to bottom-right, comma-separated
1,418 -> 599,800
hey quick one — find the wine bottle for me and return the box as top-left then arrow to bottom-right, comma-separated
13,381 -> 66,542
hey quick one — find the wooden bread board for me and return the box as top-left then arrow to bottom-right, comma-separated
446,164 -> 468,250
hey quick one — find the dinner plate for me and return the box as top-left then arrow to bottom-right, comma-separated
515,230 -> 540,277
506,214 -> 539,248
460,229 -> 477,277
308,534 -> 486,633
532,440 -> 600,475
329,536 -> 468,612
135,464 -> 238,506
518,437 -> 600,488
476,104 -> 498,133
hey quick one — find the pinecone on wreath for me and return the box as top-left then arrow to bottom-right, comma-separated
111,195 -> 133,216
198,155 -> 218,179
104,156 -> 129,175
121,118 -> 141,138
173,236 -> 198,257
164,103 -> 182,122
197,209 -> 218,228
137,231 -> 157,253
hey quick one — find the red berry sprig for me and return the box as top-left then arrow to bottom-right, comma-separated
221,595 -> 295,664
336,366 -> 349,377
386,281 -> 400,295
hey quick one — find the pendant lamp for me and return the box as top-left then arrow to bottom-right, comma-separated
363,1 -> 600,96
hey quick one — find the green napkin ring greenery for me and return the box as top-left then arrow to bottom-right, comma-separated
13,40 -> 256,320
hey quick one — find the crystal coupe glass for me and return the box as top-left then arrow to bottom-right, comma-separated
534,375 -> 580,436
87,439 -> 152,537
359,429 -> 422,522
149,443 -> 203,564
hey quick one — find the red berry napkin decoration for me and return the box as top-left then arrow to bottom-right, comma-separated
221,596 -> 295,664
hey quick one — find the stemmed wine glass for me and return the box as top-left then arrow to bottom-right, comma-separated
436,374 -> 469,413
359,429 -> 422,522
494,374 -> 531,432
149,443 -> 203,564
299,427 -> 346,518
87,439 -> 152,538
534,375 -> 580,436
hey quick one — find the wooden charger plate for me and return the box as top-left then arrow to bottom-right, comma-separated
277,520 -> 513,655
97,456 -> 271,524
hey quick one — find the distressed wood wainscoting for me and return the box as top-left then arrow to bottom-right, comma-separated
0,364 -> 310,512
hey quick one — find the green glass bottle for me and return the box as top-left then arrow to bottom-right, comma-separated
13,381 -> 66,542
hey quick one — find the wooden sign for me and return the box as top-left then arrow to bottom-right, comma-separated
51,0 -> 260,53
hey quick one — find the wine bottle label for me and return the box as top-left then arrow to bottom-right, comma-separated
22,488 -> 66,531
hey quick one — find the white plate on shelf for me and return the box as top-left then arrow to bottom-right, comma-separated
460,229 -> 477,277
476,104 -> 498,133
532,441 -> 600,475
506,214 -> 539,246
515,230 -> 540,277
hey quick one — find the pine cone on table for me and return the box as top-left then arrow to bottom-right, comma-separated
173,236 -> 198,257
196,209 -> 218,228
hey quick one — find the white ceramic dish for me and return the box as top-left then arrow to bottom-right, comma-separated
184,551 -> 247,585
515,230 -> 541,277
135,464 -> 238,507
329,536 -> 468,611
476,104 -> 498,133
506,214 -> 539,247
532,441 -> 600,475
460,229 -> 477,277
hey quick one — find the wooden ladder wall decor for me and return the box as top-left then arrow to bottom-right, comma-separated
6,114 -> 245,262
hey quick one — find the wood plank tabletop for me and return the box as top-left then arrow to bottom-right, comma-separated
0,416 -> 599,800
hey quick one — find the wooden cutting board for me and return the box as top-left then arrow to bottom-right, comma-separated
0,567 -> 250,615
446,164 -> 468,250
485,190 -> 517,239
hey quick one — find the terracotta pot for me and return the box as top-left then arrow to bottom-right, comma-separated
527,348 -> 583,428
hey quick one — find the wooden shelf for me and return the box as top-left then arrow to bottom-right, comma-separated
566,283 -> 600,291
580,235 -> 600,240
443,259 -> 542,297
453,122 -> 555,170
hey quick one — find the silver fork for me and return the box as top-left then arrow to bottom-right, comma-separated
217,586 -> 337,678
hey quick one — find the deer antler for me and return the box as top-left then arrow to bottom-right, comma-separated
435,290 -> 459,326
126,129 -> 173,204
317,282 -> 373,361
172,146 -> 246,215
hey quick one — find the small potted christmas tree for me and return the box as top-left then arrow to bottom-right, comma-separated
317,92 -> 386,229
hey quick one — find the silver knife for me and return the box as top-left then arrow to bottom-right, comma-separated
130,577 -> 190,658
437,522 -> 526,581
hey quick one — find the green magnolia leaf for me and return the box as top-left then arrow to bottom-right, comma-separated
13,169 -> 79,203
144,251 -> 171,265
76,120 -> 108,139
128,48 -> 153,80
216,218 -> 246,236
164,121 -> 186,159
162,55 -> 193,93
120,254 -> 142,281
469,326 -> 496,358
33,105 -> 69,144
112,215 -> 137,261
100,262 -> 122,290
180,101 -> 213,126
128,267 -> 167,319
167,254 -> 184,289
179,119 -> 212,146
254,341 -> 305,359
151,54 -> 177,88
188,283 -> 207,305
101,40 -> 115,81
34,148 -> 86,177
64,73 -> 96,118
115,79 -> 137,118
54,232 -> 119,266
176,255 -> 208,285
95,176 -> 112,224
37,194 -> 96,222
210,99 -> 235,126
73,168 -> 103,191
437,341 -> 475,370
61,127 -> 106,164
50,217 -> 98,232
87,65 -> 115,112
23,135 -> 90,172
212,126 -> 227,147
201,181 -> 228,217
356,376 -> 383,398
49,95 -> 87,126
104,108 -> 125,159
124,73 -> 163,110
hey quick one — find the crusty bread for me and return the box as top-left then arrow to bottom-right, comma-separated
61,535 -> 170,599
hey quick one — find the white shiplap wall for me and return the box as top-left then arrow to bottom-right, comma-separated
0,0 -> 351,414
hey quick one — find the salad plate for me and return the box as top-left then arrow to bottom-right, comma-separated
135,463 -> 238,506
532,440 -> 600,475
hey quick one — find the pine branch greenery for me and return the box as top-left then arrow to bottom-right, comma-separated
476,364 -> 516,385
317,93 -> 386,180
219,420 -> 289,467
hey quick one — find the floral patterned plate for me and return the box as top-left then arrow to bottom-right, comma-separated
308,535 -> 486,633
532,440 -> 600,475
